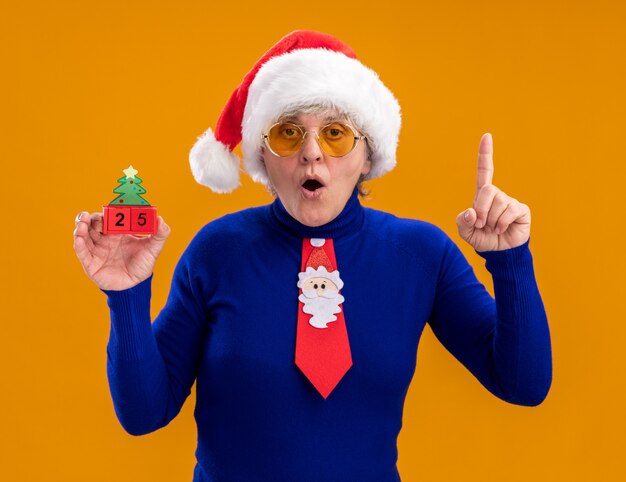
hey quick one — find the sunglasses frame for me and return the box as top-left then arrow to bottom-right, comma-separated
262,122 -> 366,158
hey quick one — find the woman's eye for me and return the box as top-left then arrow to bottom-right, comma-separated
279,124 -> 300,138
324,124 -> 347,139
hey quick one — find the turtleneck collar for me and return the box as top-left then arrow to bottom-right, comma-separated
270,189 -> 365,239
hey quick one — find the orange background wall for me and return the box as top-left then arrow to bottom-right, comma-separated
1,1 -> 624,480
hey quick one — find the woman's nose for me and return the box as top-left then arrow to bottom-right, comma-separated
300,131 -> 322,163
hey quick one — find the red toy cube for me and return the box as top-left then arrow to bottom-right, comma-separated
103,205 -> 158,235
130,207 -> 157,233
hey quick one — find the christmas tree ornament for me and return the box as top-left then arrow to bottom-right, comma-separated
102,165 -> 158,235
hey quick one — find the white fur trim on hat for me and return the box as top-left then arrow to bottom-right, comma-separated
189,128 -> 241,193
241,48 -> 401,186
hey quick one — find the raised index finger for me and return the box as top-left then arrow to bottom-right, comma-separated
476,132 -> 494,190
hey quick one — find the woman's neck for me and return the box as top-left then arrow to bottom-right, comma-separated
270,189 -> 364,239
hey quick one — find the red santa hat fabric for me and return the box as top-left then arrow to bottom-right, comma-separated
307,245 -> 334,272
189,30 -> 402,193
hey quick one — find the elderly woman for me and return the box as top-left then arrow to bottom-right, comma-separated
74,31 -> 551,482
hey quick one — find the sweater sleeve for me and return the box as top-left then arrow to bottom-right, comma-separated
427,238 -> 552,406
103,247 -> 208,435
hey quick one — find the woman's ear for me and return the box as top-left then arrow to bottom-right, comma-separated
361,157 -> 372,176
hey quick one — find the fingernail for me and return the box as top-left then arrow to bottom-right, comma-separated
463,210 -> 470,222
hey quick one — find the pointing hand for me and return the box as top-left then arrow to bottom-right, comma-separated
456,133 -> 531,252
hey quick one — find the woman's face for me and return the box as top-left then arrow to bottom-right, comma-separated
262,112 -> 371,227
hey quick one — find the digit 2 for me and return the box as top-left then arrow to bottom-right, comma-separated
115,212 -> 125,226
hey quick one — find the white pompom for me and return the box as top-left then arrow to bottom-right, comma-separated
189,128 -> 241,193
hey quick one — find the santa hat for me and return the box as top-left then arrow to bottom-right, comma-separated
189,30 -> 402,193
296,239 -> 344,289
298,239 -> 343,290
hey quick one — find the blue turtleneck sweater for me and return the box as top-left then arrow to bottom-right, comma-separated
104,190 -> 552,481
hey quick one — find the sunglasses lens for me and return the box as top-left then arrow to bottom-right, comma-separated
319,123 -> 355,157
320,122 -> 354,157
267,123 -> 303,156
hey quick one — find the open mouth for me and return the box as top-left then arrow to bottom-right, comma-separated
302,179 -> 324,191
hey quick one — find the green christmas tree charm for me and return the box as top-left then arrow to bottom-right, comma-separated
108,165 -> 150,205
102,165 -> 158,235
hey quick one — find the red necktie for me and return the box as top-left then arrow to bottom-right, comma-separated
295,238 -> 352,398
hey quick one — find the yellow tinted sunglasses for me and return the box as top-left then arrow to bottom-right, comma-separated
263,122 -> 366,158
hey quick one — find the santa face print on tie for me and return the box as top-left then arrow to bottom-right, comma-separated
297,265 -> 345,328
